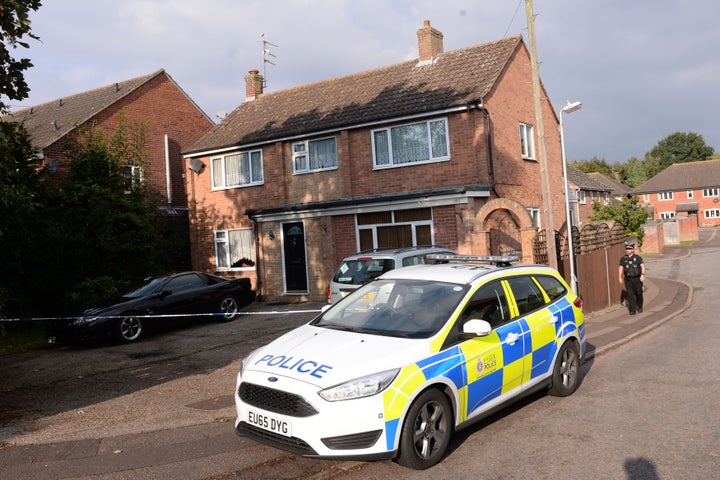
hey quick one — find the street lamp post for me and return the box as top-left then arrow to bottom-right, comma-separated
560,100 -> 582,294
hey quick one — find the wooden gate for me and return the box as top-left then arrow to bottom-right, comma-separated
487,209 -> 522,257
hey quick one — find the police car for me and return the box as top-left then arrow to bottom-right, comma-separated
235,255 -> 585,469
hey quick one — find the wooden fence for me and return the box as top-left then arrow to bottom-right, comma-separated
537,221 -> 627,313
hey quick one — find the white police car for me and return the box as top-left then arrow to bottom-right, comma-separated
235,255 -> 585,469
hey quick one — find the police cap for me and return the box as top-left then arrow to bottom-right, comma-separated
625,242 -> 635,250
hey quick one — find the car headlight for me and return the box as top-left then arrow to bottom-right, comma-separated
238,349 -> 260,379
318,368 -> 399,402
71,317 -> 97,326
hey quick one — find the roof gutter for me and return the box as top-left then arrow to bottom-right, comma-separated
183,103 -> 481,159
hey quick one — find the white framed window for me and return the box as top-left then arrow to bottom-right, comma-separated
519,123 -> 535,159
526,207 -> 541,228
578,190 -> 587,204
372,118 -> 450,168
702,187 -> 719,197
704,209 -> 720,218
292,137 -> 337,174
211,150 -> 263,189
123,165 -> 143,193
643,194 -> 650,202
687,190 -> 694,199
214,228 -> 255,271
355,208 -> 433,251
659,211 -> 676,219
658,191 -> 674,201
604,192 -> 609,204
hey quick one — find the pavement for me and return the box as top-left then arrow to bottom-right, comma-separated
0,253 -> 694,479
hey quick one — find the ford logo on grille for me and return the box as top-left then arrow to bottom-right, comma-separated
268,376 -> 278,382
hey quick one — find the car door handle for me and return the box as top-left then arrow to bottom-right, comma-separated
549,315 -> 558,324
506,332 -> 520,345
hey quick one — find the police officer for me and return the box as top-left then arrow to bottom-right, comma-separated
618,242 -> 645,315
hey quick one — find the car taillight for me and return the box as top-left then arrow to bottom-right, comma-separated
327,284 -> 331,304
573,296 -> 583,311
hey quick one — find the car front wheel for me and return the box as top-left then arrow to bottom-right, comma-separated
116,316 -> 142,343
218,296 -> 239,321
548,340 -> 581,396
397,388 -> 453,470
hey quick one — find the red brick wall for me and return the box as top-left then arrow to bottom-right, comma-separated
91,73 -> 214,207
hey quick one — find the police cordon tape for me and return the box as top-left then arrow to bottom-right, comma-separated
0,309 -> 325,323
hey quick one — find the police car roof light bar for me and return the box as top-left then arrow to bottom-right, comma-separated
426,254 -> 519,267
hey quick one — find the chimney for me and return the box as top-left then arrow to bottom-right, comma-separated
417,20 -> 444,62
245,69 -> 264,101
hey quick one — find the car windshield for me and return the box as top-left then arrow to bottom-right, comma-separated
124,277 -> 167,298
332,258 -> 396,285
314,279 -> 469,338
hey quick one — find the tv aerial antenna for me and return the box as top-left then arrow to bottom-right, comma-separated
262,34 -> 278,88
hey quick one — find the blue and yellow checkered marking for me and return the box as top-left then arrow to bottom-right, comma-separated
382,297 -> 584,451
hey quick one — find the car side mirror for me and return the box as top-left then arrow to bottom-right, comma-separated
463,319 -> 492,336
160,290 -> 172,298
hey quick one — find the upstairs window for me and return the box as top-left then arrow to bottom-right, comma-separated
658,191 -> 674,201
519,123 -> 535,159
123,165 -> 143,193
702,187 -> 719,197
372,118 -> 449,168
211,150 -> 263,189
292,137 -> 338,174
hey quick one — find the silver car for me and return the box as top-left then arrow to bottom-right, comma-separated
328,246 -> 455,304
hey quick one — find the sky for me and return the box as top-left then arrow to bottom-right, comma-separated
9,0 -> 720,164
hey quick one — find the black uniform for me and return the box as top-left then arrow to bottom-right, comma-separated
620,252 -> 644,314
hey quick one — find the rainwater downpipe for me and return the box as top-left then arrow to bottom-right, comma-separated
164,134 -> 172,207
479,105 -> 499,198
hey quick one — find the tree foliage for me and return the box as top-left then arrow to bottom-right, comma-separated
589,196 -> 649,245
570,156 -> 615,177
618,157 -> 647,188
0,0 -> 42,113
643,132 -> 714,178
0,119 -> 172,318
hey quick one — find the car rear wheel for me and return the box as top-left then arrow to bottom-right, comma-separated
548,340 -> 581,396
218,296 -> 239,321
397,388 -> 452,470
116,316 -> 142,343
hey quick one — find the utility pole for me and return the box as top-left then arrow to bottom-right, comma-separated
525,0 -> 558,268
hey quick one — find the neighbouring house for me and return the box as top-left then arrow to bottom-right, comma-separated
2,69 -> 214,212
586,172 -> 632,202
566,166 -> 613,224
633,159 -> 720,227
183,21 -> 568,302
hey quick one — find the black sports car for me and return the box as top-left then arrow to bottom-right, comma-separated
49,272 -> 256,344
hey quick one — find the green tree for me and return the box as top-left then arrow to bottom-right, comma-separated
589,196 -> 649,246
0,0 -> 42,113
0,120 -> 41,314
570,156 -> 614,177
643,132 -> 714,178
618,157 -> 647,188
1,119 -> 167,317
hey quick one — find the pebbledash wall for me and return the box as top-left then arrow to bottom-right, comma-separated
184,39 -> 566,302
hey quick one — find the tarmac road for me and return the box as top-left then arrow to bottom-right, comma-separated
0,230 -> 710,479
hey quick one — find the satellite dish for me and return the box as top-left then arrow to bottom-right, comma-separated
188,159 -> 206,174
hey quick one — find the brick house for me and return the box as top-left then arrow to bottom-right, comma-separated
566,166 -> 613,224
633,159 -> 720,227
586,172 -> 632,202
183,21 -> 567,302
2,69 -> 214,211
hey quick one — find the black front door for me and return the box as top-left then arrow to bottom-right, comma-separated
283,222 -> 308,293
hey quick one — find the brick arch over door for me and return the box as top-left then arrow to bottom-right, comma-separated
473,198 -> 538,264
